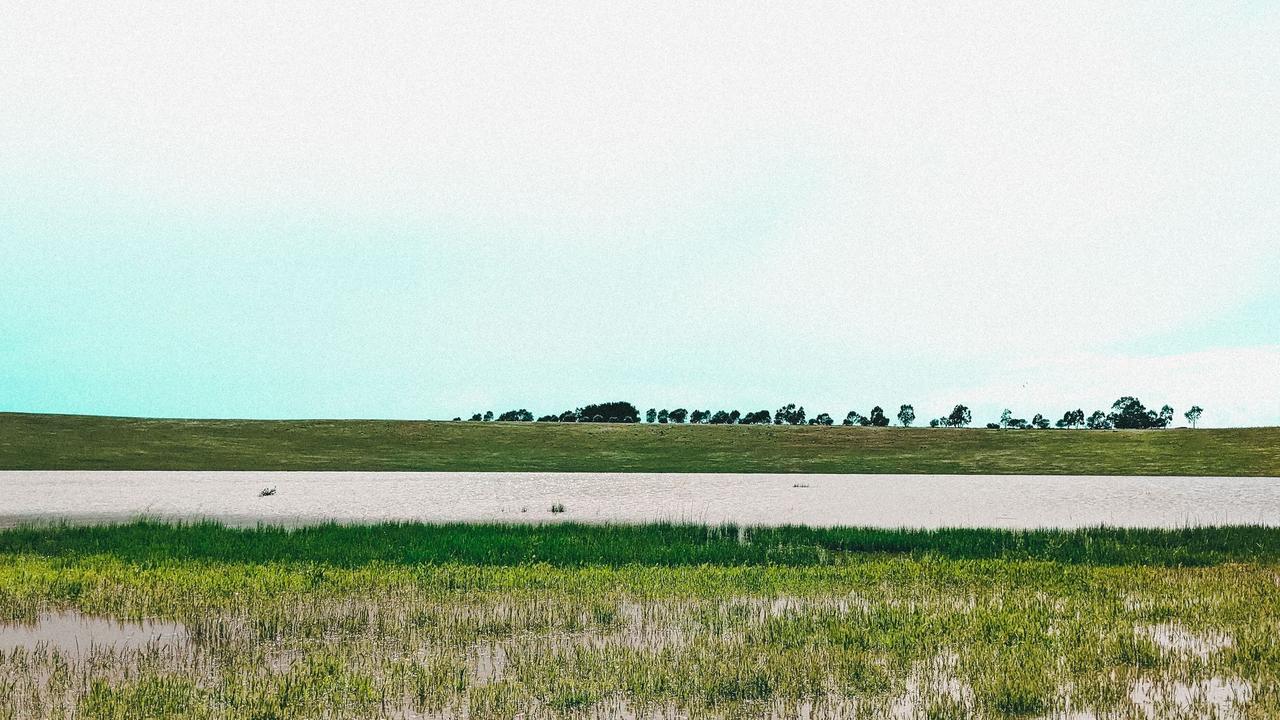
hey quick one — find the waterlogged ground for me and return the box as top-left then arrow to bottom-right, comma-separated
3,471 -> 1280,528
1,524 -> 1279,718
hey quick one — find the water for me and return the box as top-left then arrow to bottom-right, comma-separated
1,471 -> 1277,528
0,611 -> 186,654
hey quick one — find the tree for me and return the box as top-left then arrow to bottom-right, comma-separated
868,406 -> 890,427
536,414 -> 558,422
929,418 -> 941,428
482,411 -> 494,422
1056,409 -> 1085,429
1107,397 -> 1164,429
740,410 -> 771,425
710,410 -> 740,424
668,408 -> 688,423
999,409 -> 1013,428
1032,413 -> 1050,430
809,413 -> 834,426
645,408 -> 657,423
946,405 -> 971,428
1158,405 -> 1175,429
558,410 -> 579,422
774,403 -> 806,425
657,409 -> 669,424
1086,410 -> 1112,430
897,404 -> 915,427
497,409 -> 533,422
843,411 -> 867,426
577,401 -> 639,423
469,413 -> 483,422
1184,405 -> 1203,429
690,410 -> 711,424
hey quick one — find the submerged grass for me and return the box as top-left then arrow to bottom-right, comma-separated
0,522 -> 1278,718
4,411 -> 1279,474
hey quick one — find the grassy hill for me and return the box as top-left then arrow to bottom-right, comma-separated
1,412 -> 1277,474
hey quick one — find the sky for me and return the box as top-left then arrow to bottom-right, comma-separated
2,1 -> 1278,427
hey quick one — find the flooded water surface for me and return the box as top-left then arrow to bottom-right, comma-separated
1,471 -> 1277,528
0,611 -> 187,655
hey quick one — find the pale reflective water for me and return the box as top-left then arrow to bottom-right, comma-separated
0,611 -> 187,654
1,471 -> 1277,528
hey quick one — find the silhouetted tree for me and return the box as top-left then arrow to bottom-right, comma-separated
709,410 -> 738,424
986,423 -> 1000,429
657,409 -> 669,424
669,408 -> 689,423
1107,397 -> 1164,429
690,410 -> 711,424
482,411 -> 494,422
1032,413 -> 1050,429
774,403 -> 806,425
497,409 -> 533,422
536,414 -> 558,422
1056,409 -> 1085,429
1184,405 -> 1203,428
843,411 -> 867,426
897,404 -> 915,427
469,413 -> 483,422
577,401 -> 638,423
929,418 -> 941,428
867,406 -> 890,427
809,413 -> 834,426
1158,404 -> 1175,429
645,408 -> 657,423
1086,410 -> 1112,429
740,410 -> 771,425
946,405 -> 972,427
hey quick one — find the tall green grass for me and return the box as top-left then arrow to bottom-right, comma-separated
2,520 -> 1279,566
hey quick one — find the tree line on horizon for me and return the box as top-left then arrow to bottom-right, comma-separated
459,398 -> 1205,429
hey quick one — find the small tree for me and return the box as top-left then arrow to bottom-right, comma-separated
810,413 -> 834,426
1032,413 -> 1050,429
843,411 -> 867,426
947,405 -> 972,428
657,409 -> 669,424
999,409 -> 1013,428
1158,405 -> 1175,429
669,408 -> 689,423
469,413 -> 483,422
868,406 -> 890,427
497,409 -> 533,422
482,411 -> 494,422
1086,410 -> 1112,430
645,408 -> 657,423
897,404 -> 915,427
690,409 -> 709,424
1184,405 -> 1203,428
929,418 -> 941,428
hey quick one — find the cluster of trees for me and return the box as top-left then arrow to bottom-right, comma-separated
989,398 -> 1203,430
465,401 -> 640,424
461,398 -> 1203,429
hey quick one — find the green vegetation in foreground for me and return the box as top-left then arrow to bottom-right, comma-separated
1,522 -> 1279,719
4,412 -> 1279,474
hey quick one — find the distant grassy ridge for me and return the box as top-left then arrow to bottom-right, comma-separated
4,520 -> 1278,567
2,411 -> 1279,474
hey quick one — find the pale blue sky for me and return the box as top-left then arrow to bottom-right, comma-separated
2,1 -> 1278,426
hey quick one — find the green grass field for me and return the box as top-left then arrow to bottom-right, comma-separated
2,521 -> 1277,719
2,412 -> 1278,474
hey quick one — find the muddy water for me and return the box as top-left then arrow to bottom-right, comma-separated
1,471 -> 1278,529
0,611 -> 187,654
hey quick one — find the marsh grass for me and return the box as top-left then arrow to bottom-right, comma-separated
1,522 -> 1278,718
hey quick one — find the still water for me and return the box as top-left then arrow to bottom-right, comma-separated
1,471 -> 1277,528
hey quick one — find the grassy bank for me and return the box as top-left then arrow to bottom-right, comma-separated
1,522 -> 1278,718
3,412 -> 1278,474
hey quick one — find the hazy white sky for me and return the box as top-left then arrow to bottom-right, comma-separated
2,1 -> 1278,425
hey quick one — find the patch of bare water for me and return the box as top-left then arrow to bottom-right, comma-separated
0,611 -> 187,655
3,471 -> 1278,528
